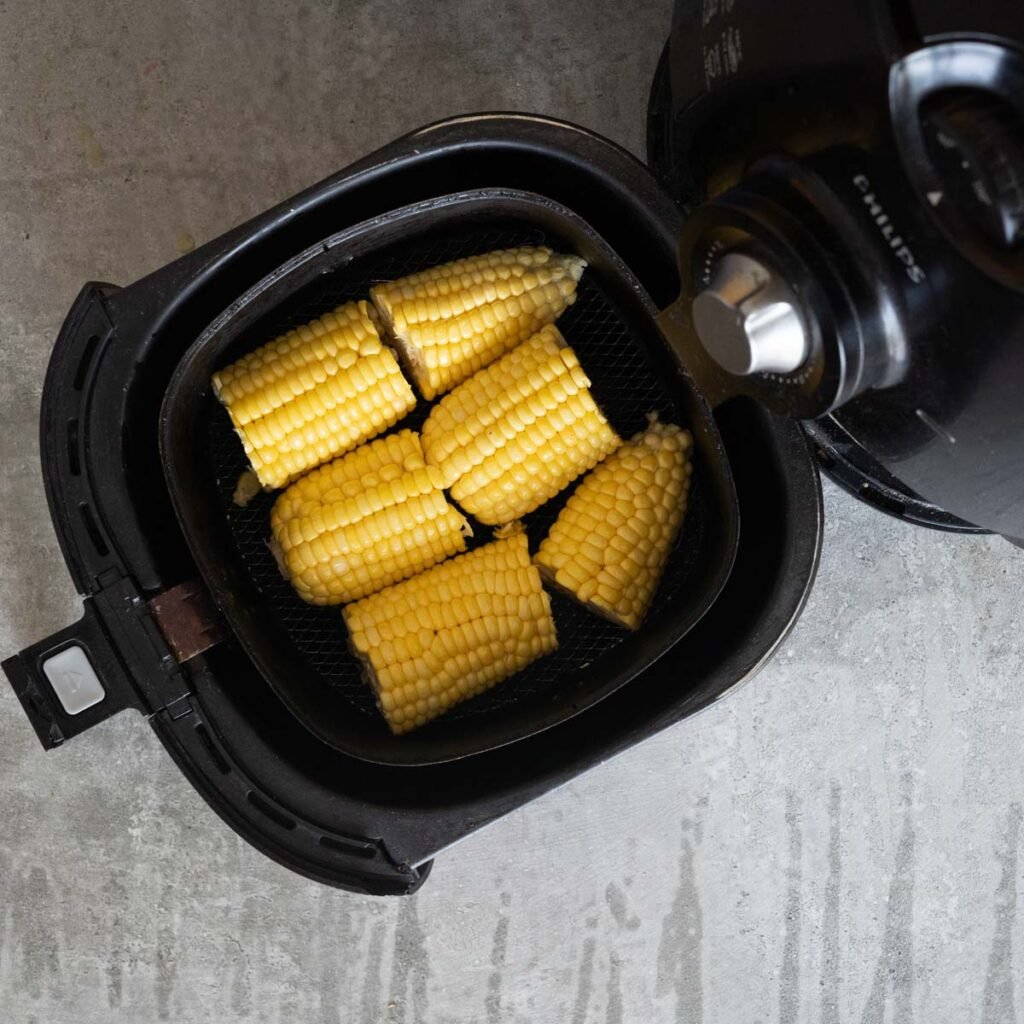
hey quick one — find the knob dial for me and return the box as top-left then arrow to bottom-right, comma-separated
691,252 -> 810,376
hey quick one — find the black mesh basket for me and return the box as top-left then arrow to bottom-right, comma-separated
162,190 -> 739,765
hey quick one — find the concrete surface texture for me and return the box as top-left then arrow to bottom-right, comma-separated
1,1 -> 1022,1021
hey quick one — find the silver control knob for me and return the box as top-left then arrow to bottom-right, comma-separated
692,252 -> 809,376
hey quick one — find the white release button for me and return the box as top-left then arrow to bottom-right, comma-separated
42,645 -> 105,715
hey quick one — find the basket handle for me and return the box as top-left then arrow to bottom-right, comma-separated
2,599 -> 144,749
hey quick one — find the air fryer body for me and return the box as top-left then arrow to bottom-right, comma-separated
650,0 -> 1024,540
2,116 -> 823,892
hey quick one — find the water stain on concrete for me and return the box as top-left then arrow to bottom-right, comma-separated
780,790 -> 803,1024
103,876 -> 127,1009
105,946 -> 123,1009
77,125 -> 106,169
570,935 -> 597,1024
317,895 -> 340,1024
980,802 -> 1022,1024
858,772 -> 916,1024
0,850 -> 8,983
154,891 -> 179,1021
485,897 -> 510,1024
656,823 -> 704,1022
388,896 -> 430,1023
316,887 -> 357,1024
359,918 -> 387,1023
12,865 -> 62,1000
821,782 -> 842,1024
695,796 -> 708,843
228,933 -> 253,1019
230,894 -> 269,1019
605,883 -> 641,931
605,953 -> 624,1024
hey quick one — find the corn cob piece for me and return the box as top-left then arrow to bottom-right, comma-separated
369,246 -> 586,400
534,415 -> 692,630
420,326 -> 621,526
212,300 -> 416,490
271,430 -> 471,605
344,526 -> 557,734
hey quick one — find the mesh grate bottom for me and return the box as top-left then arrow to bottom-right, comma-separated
205,223 -> 704,725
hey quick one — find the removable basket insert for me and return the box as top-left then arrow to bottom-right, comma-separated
162,191 -> 738,765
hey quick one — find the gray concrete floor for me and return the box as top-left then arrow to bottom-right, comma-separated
2,1 -> 1023,1022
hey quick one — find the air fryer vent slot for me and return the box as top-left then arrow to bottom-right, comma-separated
78,502 -> 109,557
194,722 -> 231,775
67,418 -> 80,476
246,791 -> 296,831
73,334 -> 101,391
319,834 -> 378,860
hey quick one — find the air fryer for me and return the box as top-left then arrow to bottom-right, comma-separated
5,0 -> 1020,893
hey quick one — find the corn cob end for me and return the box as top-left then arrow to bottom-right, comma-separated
534,413 -> 693,630
369,246 -> 588,400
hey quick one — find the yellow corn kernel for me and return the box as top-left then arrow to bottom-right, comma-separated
271,430 -> 470,605
212,300 -> 416,489
421,326 -> 621,525
370,246 -> 586,400
343,527 -> 557,734
534,414 -> 692,630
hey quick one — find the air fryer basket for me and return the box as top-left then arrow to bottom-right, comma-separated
161,190 -> 739,766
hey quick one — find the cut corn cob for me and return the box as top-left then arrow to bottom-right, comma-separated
534,415 -> 692,630
370,246 -> 586,400
343,526 -> 557,734
420,326 -> 621,526
212,300 -> 416,489
271,429 -> 471,605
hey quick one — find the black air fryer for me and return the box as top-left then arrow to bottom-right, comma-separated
4,0 -> 1021,893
